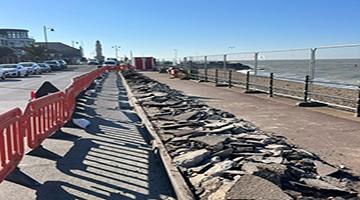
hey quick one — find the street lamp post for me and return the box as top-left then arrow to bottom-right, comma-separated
43,26 -> 55,58
173,49 -> 178,66
71,40 -> 79,48
112,45 -> 121,60
228,46 -> 235,53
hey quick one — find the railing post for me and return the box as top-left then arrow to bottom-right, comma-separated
269,73 -> 273,97
245,71 -> 250,92
304,75 -> 309,102
215,69 -> 218,85
223,54 -> 227,82
228,70 -> 232,88
254,52 -> 259,76
309,48 -> 317,93
355,83 -> 360,117
204,56 -> 208,82
186,57 -> 192,79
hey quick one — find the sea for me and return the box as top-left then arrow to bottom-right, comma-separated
236,59 -> 360,88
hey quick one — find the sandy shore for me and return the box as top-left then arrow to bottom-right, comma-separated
197,69 -> 358,109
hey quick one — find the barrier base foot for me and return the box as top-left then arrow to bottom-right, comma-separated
5,168 -> 41,189
27,145 -> 62,161
297,101 -> 328,107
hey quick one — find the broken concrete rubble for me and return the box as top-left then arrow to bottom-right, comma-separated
173,149 -> 210,168
226,175 -> 292,200
123,71 -> 359,200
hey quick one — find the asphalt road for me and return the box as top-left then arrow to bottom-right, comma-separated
0,65 -> 97,113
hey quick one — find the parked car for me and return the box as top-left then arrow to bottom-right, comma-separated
0,64 -> 28,77
106,58 -> 119,65
0,68 -> 6,80
88,60 -> 100,65
58,60 -> 67,69
44,60 -> 62,70
38,63 -> 52,72
18,62 -> 42,74
102,60 -> 117,67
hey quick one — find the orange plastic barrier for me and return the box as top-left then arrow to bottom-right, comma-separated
0,67 -> 108,182
0,108 -> 24,182
23,92 -> 65,149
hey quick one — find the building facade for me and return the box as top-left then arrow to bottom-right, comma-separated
0,29 -> 35,48
35,42 -> 82,64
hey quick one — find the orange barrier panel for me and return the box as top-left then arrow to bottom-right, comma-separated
0,66 -> 108,182
0,108 -> 24,182
23,92 -> 65,149
63,84 -> 76,122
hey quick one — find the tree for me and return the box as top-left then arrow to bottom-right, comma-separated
23,44 -> 46,61
0,47 -> 15,58
79,46 -> 84,57
95,40 -> 104,62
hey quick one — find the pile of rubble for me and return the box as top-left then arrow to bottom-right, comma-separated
123,71 -> 359,200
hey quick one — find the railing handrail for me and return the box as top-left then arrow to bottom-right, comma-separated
166,43 -> 360,59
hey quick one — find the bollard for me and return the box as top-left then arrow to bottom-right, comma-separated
356,83 -> 360,117
245,71 -> 250,92
215,69 -> 219,85
303,75 -> 309,102
228,70 -> 232,88
204,56 -> 208,82
195,68 -> 199,80
269,73 -> 274,97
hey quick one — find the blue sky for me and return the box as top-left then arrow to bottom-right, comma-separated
0,0 -> 359,59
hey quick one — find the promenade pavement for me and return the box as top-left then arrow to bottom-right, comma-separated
0,72 -> 174,200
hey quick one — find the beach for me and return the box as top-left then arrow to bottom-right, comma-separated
197,69 -> 358,109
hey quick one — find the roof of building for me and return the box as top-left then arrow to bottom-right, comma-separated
35,42 -> 81,58
0,29 -> 29,32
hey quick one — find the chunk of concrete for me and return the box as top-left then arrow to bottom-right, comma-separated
314,160 -> 339,177
235,133 -> 269,140
260,156 -> 284,164
205,160 -> 235,176
173,149 -> 210,168
300,178 -> 347,192
174,111 -> 200,121
190,135 -> 230,147
226,175 -> 292,200
208,180 -> 236,200
212,148 -> 233,159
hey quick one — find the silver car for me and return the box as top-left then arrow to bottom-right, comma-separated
0,68 -> 6,80
38,63 -> 52,72
0,64 -> 28,77
18,62 -> 42,74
